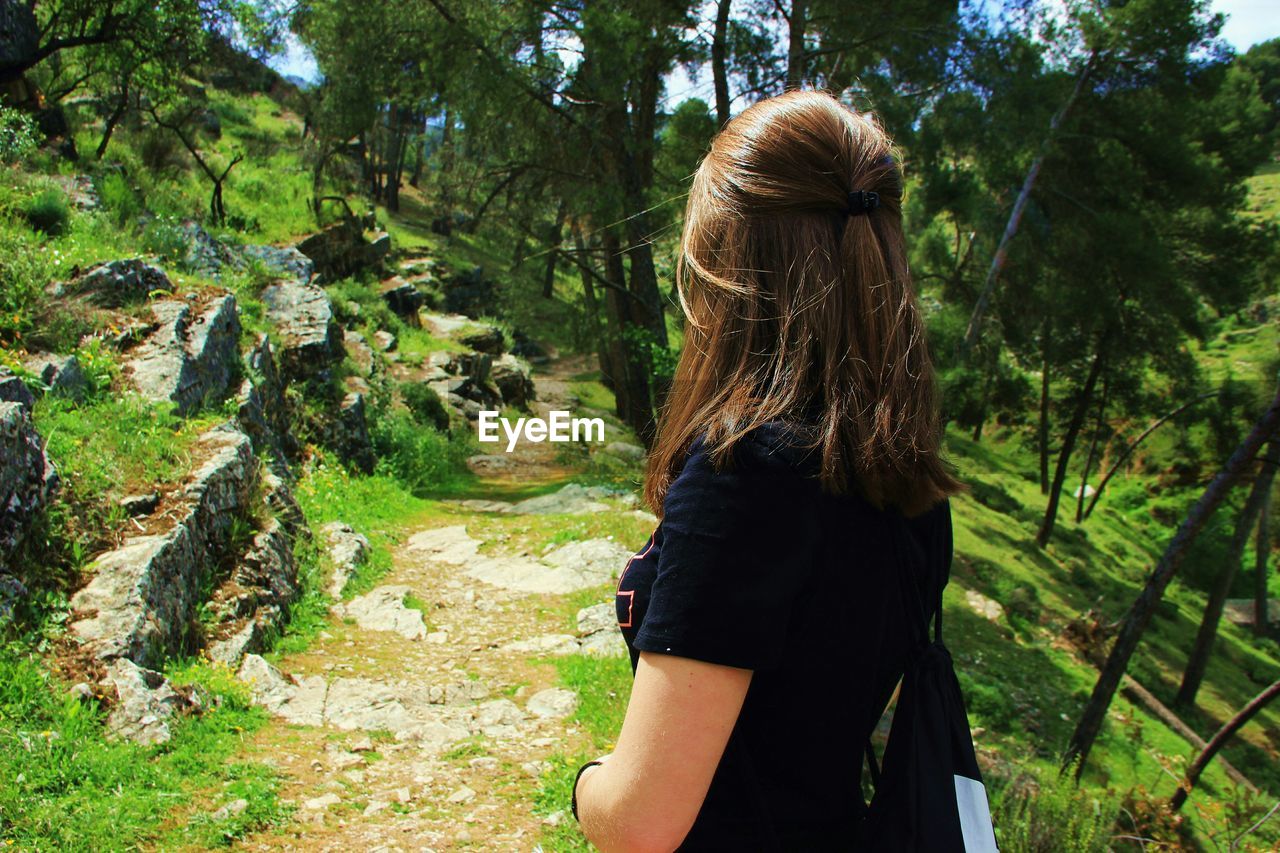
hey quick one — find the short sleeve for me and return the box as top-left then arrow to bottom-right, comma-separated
632,434 -> 820,671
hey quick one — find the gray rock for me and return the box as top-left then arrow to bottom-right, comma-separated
128,295 -> 241,416
0,401 -> 58,563
368,232 -> 392,259
344,331 -> 375,377
70,259 -> 173,307
262,280 -> 344,381
333,585 -> 426,640
0,573 -> 27,622
382,278 -> 425,325
406,526 -> 624,595
373,330 -> 397,352
329,392 -> 374,474
235,334 -> 296,468
459,326 -> 504,355
474,698 -> 525,730
23,353 -> 87,401
490,354 -> 535,409
603,441 -> 645,462
526,688 -> 578,720
179,220 -> 241,277
69,429 -> 256,667
211,798 -> 249,821
506,483 -> 610,515
502,633 -> 580,656
541,539 -> 631,587
320,521 -> 369,599
0,367 -> 34,410
240,244 -> 314,281
447,352 -> 492,386
296,220 -> 385,281
104,658 -> 187,745
206,621 -> 260,665
577,602 -> 618,637
205,516 -> 300,663
236,653 -> 294,712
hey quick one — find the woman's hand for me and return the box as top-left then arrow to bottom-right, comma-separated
573,651 -> 753,853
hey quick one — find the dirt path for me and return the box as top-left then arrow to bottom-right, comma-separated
237,357 -> 646,852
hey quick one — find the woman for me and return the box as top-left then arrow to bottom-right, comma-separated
572,89 -> 967,852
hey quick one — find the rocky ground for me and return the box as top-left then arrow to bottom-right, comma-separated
233,360 -> 651,852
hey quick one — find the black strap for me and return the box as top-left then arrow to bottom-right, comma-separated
864,509 -> 944,795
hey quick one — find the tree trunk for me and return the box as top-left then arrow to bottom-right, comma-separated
1170,678 -> 1280,812
1075,377 -> 1110,524
1061,378 -> 1280,779
1175,439 -> 1280,708
1255,484 -> 1272,637
96,89 -> 128,160
573,224 -> 614,390
1084,391 -> 1220,520
958,56 -> 1095,363
1039,325 -> 1051,495
786,0 -> 808,90
1037,343 -> 1106,548
712,0 -> 733,126
543,199 -> 568,299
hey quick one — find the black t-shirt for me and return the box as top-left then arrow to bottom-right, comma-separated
615,423 -> 953,851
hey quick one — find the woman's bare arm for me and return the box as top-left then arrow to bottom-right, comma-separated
575,650 -> 753,852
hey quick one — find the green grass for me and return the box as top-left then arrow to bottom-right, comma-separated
0,650 -> 289,850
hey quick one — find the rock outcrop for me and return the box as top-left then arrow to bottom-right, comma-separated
296,220 -> 387,281
491,354 -> 535,409
128,295 -> 241,416
382,278 -> 425,326
69,259 -> 173,307
103,659 -> 193,745
0,367 -> 35,410
69,428 -> 258,667
321,521 -> 369,599
0,400 -> 58,566
240,244 -> 314,281
262,280 -> 344,382
23,353 -> 87,401
235,334 -> 296,468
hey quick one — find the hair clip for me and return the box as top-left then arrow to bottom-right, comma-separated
845,190 -> 880,216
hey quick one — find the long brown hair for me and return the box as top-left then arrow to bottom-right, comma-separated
643,89 -> 966,519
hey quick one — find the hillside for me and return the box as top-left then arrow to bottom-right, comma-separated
1,44 -> 1279,853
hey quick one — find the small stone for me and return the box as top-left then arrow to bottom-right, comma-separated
350,736 -> 375,752
542,809 -> 566,827
395,786 -> 413,803
211,798 -> 249,821
304,792 -> 342,810
468,756 -> 499,771
427,631 -> 449,644
446,786 -> 476,805
526,688 -> 578,720
363,800 -> 389,817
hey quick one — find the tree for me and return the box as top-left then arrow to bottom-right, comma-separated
1061,377 -> 1280,779
1175,438 -> 1280,707
1170,678 -> 1280,812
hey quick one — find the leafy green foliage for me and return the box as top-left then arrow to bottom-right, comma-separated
21,189 -> 70,236
0,107 -> 39,164
400,381 -> 450,431
0,649 -> 286,850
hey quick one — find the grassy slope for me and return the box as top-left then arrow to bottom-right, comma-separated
5,67 -> 1280,849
